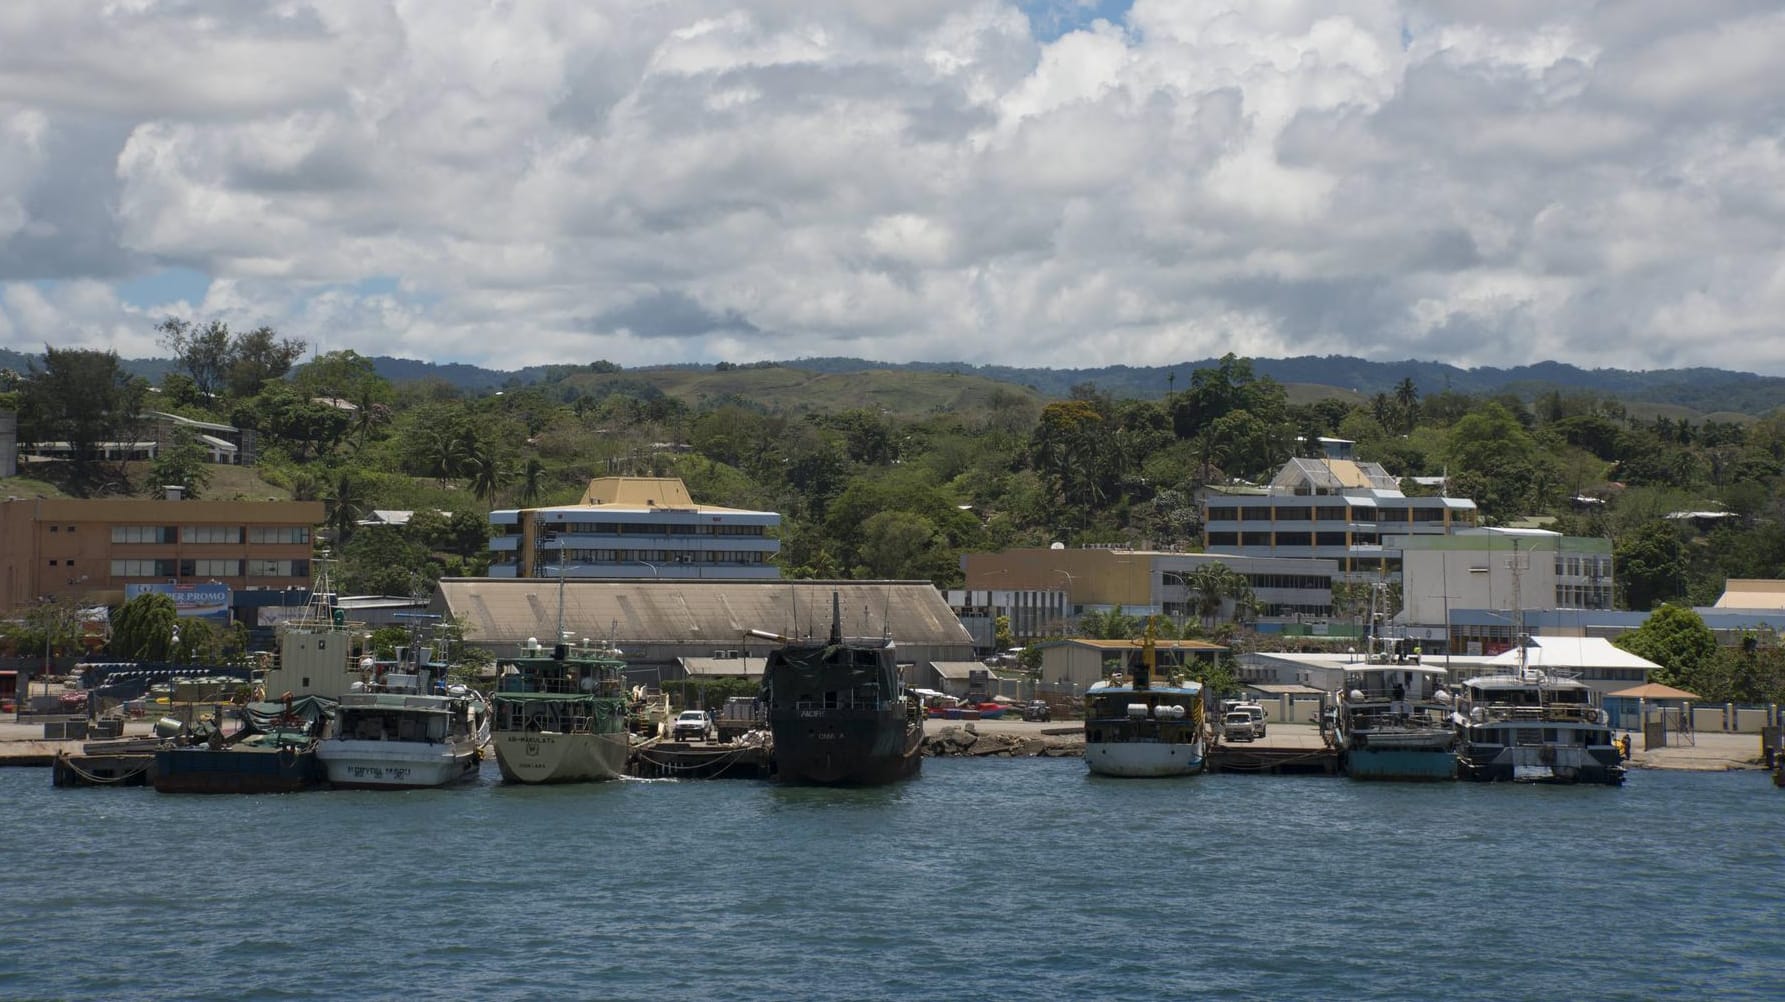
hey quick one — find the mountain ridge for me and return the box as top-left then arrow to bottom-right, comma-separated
3,347 -> 1781,415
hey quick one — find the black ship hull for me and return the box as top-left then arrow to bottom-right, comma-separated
769,708 -> 923,786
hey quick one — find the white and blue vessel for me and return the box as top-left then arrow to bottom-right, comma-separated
1331,658 -> 1456,781
1084,622 -> 1206,778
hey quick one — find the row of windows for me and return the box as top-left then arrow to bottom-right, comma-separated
1557,586 -> 1613,609
113,526 -> 177,544
111,525 -> 310,545
535,521 -> 766,537
1208,506 -> 1457,524
1162,571 -> 1332,591
542,550 -> 771,566
1556,557 -> 1612,578
109,559 -> 310,578
1207,532 -> 1363,548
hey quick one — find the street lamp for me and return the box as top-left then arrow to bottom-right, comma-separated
632,560 -> 660,580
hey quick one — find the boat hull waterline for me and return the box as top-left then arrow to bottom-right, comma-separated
1342,747 -> 1457,781
317,739 -> 481,790
770,710 -> 923,786
492,731 -> 629,784
1086,739 -> 1206,778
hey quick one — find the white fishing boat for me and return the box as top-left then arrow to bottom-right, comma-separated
1084,620 -> 1206,778
317,627 -> 490,790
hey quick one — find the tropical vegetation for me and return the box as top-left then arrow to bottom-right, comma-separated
8,324 -> 1785,697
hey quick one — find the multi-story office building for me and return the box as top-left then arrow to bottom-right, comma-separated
958,546 -> 1340,641
487,476 -> 780,580
1201,450 -> 1477,579
0,495 -> 323,614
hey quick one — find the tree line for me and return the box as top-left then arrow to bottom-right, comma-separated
8,321 -> 1785,698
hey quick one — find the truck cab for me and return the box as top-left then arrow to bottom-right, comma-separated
1222,711 -> 1258,742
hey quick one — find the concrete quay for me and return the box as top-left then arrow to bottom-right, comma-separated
3,716 -> 1771,773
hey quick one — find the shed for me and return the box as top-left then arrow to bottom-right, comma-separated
431,578 -> 976,679
1035,637 -> 1225,692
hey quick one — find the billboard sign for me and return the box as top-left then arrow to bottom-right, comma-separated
124,583 -> 232,622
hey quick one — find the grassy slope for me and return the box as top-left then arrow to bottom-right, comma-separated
564,366 -> 1040,419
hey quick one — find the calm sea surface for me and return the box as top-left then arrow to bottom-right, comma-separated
1,758 -> 1780,1001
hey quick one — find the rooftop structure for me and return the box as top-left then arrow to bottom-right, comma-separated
1202,454 -> 1478,579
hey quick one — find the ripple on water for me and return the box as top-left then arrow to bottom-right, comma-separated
4,759 -> 1784,1000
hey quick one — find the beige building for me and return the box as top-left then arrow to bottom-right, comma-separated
1033,637 -> 1227,692
0,495 -> 323,613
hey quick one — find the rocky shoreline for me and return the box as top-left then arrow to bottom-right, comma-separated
923,723 -> 1083,758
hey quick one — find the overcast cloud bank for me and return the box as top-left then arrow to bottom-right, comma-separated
1,1 -> 1781,373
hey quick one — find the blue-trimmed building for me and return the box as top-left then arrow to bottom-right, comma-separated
487,477 -> 780,581
1201,450 -> 1477,580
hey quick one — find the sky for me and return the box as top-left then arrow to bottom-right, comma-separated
1,1 -> 1782,374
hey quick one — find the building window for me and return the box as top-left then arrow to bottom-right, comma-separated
111,559 -> 177,577
112,526 -> 178,544
247,559 -> 310,577
248,526 -> 311,544
183,525 -> 243,544
179,559 -> 242,577
50,525 -> 58,533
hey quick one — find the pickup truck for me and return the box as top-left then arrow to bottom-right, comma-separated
1222,710 -> 1258,742
715,696 -> 764,740
671,710 -> 714,742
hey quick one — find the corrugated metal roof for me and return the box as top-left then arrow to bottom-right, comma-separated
432,578 -> 975,650
679,657 -> 764,678
1486,636 -> 1657,671
931,661 -> 991,679
1053,638 -> 1227,651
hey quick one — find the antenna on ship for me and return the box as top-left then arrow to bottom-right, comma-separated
829,591 -> 842,646
552,529 -> 568,660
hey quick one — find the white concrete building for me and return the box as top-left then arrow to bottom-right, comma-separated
1394,527 -> 1613,652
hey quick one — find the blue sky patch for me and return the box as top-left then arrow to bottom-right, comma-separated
1021,0 -> 1133,42
116,266 -> 212,309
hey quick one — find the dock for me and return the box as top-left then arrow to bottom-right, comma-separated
627,737 -> 774,779
1206,730 -> 1340,775
51,738 -> 162,787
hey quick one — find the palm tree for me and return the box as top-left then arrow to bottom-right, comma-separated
324,471 -> 366,547
466,442 -> 507,510
1371,392 -> 1396,432
425,426 -> 468,488
1076,608 -> 1137,640
1186,562 -> 1253,631
517,457 -> 546,507
1395,377 -> 1420,434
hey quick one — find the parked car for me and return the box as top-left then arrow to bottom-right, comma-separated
672,710 -> 714,742
1021,700 -> 1052,722
1227,702 -> 1267,738
1223,711 -> 1258,742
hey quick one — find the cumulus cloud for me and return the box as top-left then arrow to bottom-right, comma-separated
0,0 -> 1781,374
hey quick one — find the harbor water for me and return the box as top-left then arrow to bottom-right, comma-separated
2,758 -> 1779,1001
